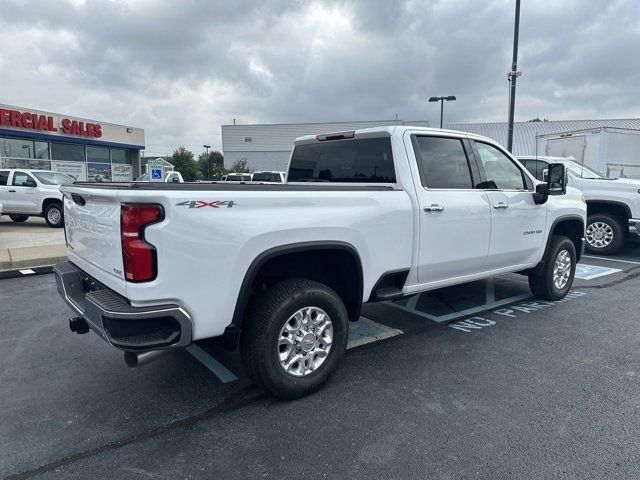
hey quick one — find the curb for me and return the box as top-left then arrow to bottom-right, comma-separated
0,244 -> 67,272
0,265 -> 54,280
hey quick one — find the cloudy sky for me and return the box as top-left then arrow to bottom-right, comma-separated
2,0 -> 639,154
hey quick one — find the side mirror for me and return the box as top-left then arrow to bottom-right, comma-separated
25,179 -> 37,187
542,169 -> 548,181
547,163 -> 566,195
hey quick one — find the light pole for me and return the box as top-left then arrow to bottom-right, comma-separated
428,96 -> 456,128
203,144 -> 211,180
507,0 -> 522,152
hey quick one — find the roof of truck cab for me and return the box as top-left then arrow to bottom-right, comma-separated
293,125 -> 504,146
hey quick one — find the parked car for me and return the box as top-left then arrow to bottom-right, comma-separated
520,155 -> 640,254
251,171 -> 286,183
55,126 -> 585,398
135,171 -> 184,183
221,172 -> 252,182
0,169 -> 73,227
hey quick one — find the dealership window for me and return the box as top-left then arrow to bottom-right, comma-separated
34,141 -> 50,159
0,137 -> 34,158
86,146 -> 110,163
125,149 -> 136,165
244,137 -> 252,143
51,142 -> 86,162
110,148 -> 130,164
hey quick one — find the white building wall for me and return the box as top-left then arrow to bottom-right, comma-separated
224,151 -> 291,171
222,119 -> 427,171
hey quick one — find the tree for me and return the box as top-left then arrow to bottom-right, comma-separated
527,117 -> 549,122
197,151 -> 224,180
229,159 -> 250,173
169,147 -> 199,181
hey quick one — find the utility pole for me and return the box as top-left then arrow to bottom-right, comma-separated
507,0 -> 522,152
203,144 -> 211,180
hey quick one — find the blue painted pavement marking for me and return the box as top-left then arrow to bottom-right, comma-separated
186,344 -> 238,383
575,264 -> 621,280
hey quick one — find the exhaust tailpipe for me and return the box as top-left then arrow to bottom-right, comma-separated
124,350 -> 169,368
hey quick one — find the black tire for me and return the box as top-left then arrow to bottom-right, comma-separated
9,214 -> 29,223
240,278 -> 349,399
44,202 -> 64,228
585,213 -> 625,255
529,235 -> 576,301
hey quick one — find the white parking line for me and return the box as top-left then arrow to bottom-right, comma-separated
186,344 -> 238,383
583,255 -> 640,266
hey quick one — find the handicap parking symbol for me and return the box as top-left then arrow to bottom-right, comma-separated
151,168 -> 162,180
574,264 -> 621,280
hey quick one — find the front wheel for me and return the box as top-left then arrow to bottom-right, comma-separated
240,279 -> 349,399
585,213 -> 625,255
9,214 -> 29,223
44,202 -> 64,228
529,235 -> 576,301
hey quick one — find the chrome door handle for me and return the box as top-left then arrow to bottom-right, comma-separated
424,204 -> 445,212
8,190 -> 16,193
493,202 -> 508,209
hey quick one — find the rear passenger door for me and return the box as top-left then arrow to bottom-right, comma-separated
407,134 -> 492,285
472,141 -> 547,269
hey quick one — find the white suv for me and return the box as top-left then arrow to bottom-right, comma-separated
0,169 -> 73,227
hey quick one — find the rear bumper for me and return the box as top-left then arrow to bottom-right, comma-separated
54,261 -> 192,351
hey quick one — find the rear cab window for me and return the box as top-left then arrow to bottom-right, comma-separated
288,136 -> 396,183
0,170 -> 8,186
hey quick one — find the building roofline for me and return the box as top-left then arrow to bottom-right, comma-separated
446,118 -> 640,126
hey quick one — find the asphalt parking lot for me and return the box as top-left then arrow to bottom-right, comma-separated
2,242 -> 640,479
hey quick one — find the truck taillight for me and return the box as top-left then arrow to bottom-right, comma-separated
121,204 -> 164,282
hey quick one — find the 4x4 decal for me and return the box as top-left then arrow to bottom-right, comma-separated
176,200 -> 236,208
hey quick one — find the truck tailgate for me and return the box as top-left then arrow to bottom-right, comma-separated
62,185 -> 125,287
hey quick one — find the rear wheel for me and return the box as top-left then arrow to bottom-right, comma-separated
529,235 -> 576,301
44,202 -> 64,228
585,213 -> 625,255
9,214 -> 29,223
240,279 -> 348,399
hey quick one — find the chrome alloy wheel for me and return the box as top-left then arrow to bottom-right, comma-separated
586,221 -> 614,249
553,249 -> 572,290
47,207 -> 61,225
277,306 -> 333,377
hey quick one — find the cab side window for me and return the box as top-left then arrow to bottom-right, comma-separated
413,136 -> 474,189
12,172 -> 35,186
475,142 -> 527,190
0,171 -> 8,186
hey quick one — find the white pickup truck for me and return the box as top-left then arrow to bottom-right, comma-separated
0,169 -> 73,227
519,156 -> 640,254
54,126 -> 586,398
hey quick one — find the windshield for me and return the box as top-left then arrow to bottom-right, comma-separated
561,160 -> 607,179
252,172 -> 282,182
32,172 -> 75,185
227,174 -> 252,181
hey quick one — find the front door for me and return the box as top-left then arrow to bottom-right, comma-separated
11,171 -> 39,213
405,133 -> 492,285
472,141 -> 547,269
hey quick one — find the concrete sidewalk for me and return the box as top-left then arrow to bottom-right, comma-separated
0,216 -> 67,270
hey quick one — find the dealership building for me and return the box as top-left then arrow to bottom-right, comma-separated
222,118 -> 640,172
0,104 -> 145,181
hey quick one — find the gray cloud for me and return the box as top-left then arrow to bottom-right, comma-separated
1,0 -> 639,154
